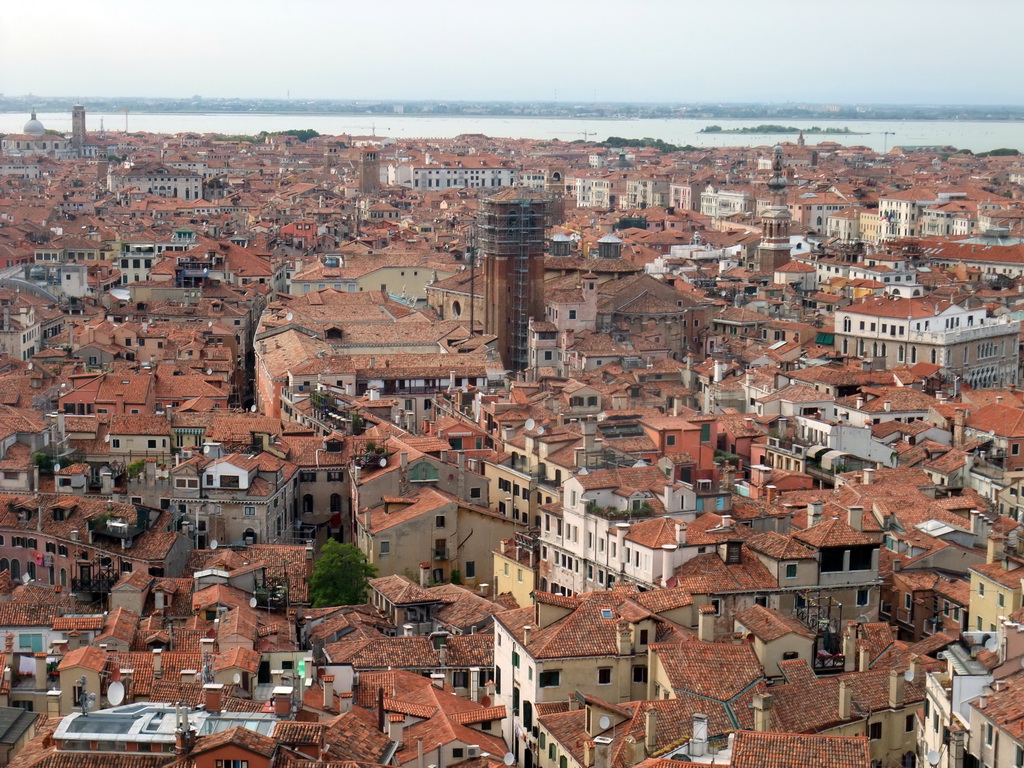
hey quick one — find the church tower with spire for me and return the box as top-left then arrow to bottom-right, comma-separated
754,145 -> 793,273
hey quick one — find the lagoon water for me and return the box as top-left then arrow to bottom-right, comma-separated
2,112 -> 1022,154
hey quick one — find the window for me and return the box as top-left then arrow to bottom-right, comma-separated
869,722 -> 882,740
244,506 -> 256,517
785,563 -> 798,579
986,723 -> 993,746
857,589 -> 869,607
568,310 -> 577,320
905,714 -> 915,733
147,439 -> 157,449
465,561 -> 476,578
539,670 -> 560,687
512,651 -> 520,668
979,582 -> 986,597
379,541 -> 390,555
111,438 -> 121,449
597,667 -> 612,685
216,761 -> 249,768
999,593 -> 1006,608
666,435 -> 676,447
632,665 -> 648,683
470,487 -> 482,499
435,515 -> 446,528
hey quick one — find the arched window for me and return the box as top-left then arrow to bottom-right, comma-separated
931,349 -> 937,364
244,528 -> 257,545
898,345 -> 905,363
10,560 -> 20,580
911,346 -> 917,364
0,558 -> 8,573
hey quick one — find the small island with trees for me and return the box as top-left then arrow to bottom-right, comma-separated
700,124 -> 865,135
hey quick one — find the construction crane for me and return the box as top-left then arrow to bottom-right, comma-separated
880,131 -> 896,153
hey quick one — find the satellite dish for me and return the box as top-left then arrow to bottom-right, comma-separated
233,672 -> 242,684
249,597 -> 258,608
104,434 -> 110,443
21,573 -> 31,584
985,637 -> 999,653
926,750 -> 942,767
206,368 -> 213,376
503,754 -> 515,766
598,715 -> 611,730
210,540 -> 219,550
250,404 -> 257,412
524,418 -> 536,431
536,426 -> 545,436
285,312 -> 293,322
378,456 -> 388,468
107,680 -> 125,706
53,463 -> 61,473
904,668 -> 915,682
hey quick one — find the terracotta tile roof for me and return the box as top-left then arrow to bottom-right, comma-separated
730,730 -> 870,768
791,516 -> 880,549
651,640 -> 763,701
734,604 -> 815,643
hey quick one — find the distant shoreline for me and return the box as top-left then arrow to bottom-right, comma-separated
700,124 -> 868,135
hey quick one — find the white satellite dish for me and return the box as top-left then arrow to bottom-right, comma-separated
104,434 -> 110,443
250,404 -> 257,412
503,754 -> 515,767
598,715 -> 611,730
53,463 -> 61,473
249,597 -> 258,608
210,540 -> 219,550
524,418 -> 536,431
206,368 -> 212,376
378,456 -> 388,468
904,668 -> 915,682
21,573 -> 31,584
107,680 -> 125,706
285,312 -> 294,322
985,637 -> 999,653
233,672 -> 242,685
535,426 -> 545,436
926,750 -> 942,767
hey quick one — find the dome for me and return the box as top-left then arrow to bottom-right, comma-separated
23,112 -> 45,138
550,233 -> 572,242
597,234 -> 622,244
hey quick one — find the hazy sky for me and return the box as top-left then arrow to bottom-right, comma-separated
3,0 -> 1023,105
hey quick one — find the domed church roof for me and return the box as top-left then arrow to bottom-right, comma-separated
23,112 -> 45,137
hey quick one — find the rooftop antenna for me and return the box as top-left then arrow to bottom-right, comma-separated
78,675 -> 97,715
201,650 -> 215,684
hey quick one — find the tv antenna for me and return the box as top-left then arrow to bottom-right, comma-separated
78,675 -> 97,715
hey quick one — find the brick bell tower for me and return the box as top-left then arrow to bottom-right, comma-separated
477,188 -> 553,371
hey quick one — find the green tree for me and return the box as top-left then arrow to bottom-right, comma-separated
309,540 -> 377,607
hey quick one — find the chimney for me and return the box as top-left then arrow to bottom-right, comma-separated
46,689 -> 62,718
594,736 -> 613,768
617,622 -> 632,656
883,400 -> 892,412
859,645 -> 871,673
839,681 -> 852,720
842,623 -> 858,673
953,408 -> 968,447
419,562 -> 430,588
848,506 -> 864,531
66,630 -> 81,651
690,714 -> 708,757
753,692 -> 773,732
765,484 -> 778,504
389,714 -> 405,745
181,669 -> 197,683
997,395 -> 1004,404
889,668 -> 905,709
430,673 -> 445,689
152,648 -> 163,679
34,652 -> 47,686
204,683 -> 224,714
862,467 -> 875,486
856,396 -> 864,409
522,625 -> 532,646
322,674 -> 335,711
808,501 -> 823,526
403,623 -> 415,637
698,605 -> 716,642
273,686 -> 292,717
644,708 -> 658,752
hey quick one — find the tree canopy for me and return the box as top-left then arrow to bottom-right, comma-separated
309,540 -> 377,607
